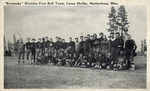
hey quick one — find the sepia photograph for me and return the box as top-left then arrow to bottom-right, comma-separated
4,5 -> 147,89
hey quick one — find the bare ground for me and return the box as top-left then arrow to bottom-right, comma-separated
4,56 -> 146,89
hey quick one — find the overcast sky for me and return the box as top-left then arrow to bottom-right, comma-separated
4,6 -> 146,51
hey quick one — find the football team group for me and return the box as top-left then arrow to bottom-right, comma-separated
17,32 -> 137,71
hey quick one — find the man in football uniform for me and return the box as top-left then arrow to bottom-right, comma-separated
55,36 -> 59,51
93,34 -> 100,59
115,32 -> 124,57
84,34 -> 91,56
25,38 -> 31,61
67,37 -> 75,54
41,37 -> 45,55
30,38 -> 37,64
18,38 -> 25,65
44,37 -> 50,53
89,35 -> 94,53
75,37 -> 79,55
124,35 -> 137,70
78,36 -> 84,55
98,32 -> 104,52
109,32 -> 118,70
36,38 -> 42,58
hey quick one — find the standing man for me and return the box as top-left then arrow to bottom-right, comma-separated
44,37 -> 50,53
109,32 -> 118,70
62,39 -> 67,50
18,38 -> 25,65
49,38 -> 55,62
41,37 -> 45,55
79,36 -> 84,55
98,32 -> 104,51
67,37 -> 75,54
115,32 -> 124,56
25,38 -> 31,61
89,35 -> 94,53
124,35 -> 137,70
101,35 -> 110,59
84,34 -> 91,56
36,38 -> 42,57
59,38 -> 64,50
30,38 -> 37,64
62,39 -> 68,54
54,37 -> 59,51
75,38 -> 79,55
57,37 -> 62,57
93,34 -> 100,59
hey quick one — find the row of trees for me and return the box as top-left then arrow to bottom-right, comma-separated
107,5 -> 129,37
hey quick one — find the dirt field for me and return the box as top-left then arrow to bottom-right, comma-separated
4,56 -> 146,89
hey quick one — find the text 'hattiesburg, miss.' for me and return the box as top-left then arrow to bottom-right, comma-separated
5,2 -> 118,6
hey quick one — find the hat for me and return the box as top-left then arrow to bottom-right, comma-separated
38,38 -> 41,40
45,36 -> 48,38
56,36 -> 58,38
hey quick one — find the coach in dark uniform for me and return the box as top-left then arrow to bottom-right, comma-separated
124,35 -> 137,70
25,38 -> 31,61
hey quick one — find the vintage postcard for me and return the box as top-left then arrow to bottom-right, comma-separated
0,0 -> 149,90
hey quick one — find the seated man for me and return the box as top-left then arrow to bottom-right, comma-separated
94,52 -> 104,69
74,53 -> 84,67
88,52 -> 95,67
57,51 -> 66,66
41,52 -> 50,65
36,51 -> 43,65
